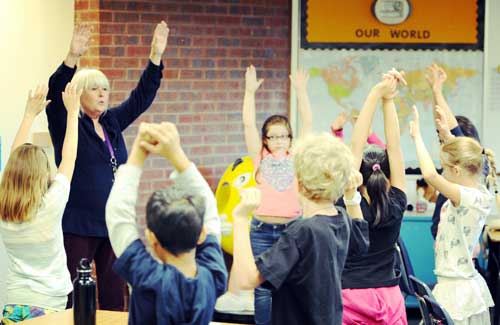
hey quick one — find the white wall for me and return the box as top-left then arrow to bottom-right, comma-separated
483,0 -> 500,164
0,0 -> 74,308
483,0 -> 500,217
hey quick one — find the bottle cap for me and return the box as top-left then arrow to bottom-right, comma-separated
77,258 -> 92,273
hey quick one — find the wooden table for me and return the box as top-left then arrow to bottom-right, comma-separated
17,310 -> 127,324
16,309 -> 242,324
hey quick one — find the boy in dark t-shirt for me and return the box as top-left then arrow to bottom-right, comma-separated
229,133 -> 369,325
106,122 -> 227,325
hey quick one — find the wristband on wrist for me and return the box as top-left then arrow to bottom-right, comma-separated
343,191 -> 362,206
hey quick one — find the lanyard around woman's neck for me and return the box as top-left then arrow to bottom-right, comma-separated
102,127 -> 117,174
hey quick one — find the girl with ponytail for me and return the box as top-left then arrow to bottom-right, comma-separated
339,69 -> 409,324
410,104 -> 496,324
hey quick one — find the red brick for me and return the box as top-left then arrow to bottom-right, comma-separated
126,46 -> 150,57
151,3 -> 179,13
100,23 -> 126,34
156,92 -> 179,101
152,114 -> 176,124
202,92 -> 228,101
192,81 -> 216,90
191,15 -> 215,25
203,135 -> 226,143
192,37 -> 217,47
113,12 -> 139,22
100,11 -> 112,22
114,57 -> 140,68
181,135 -> 203,145
75,0 -> 89,10
163,69 -> 180,79
180,4 -> 204,12
189,146 -> 213,156
192,103 -> 216,112
100,1 -> 126,11
179,115 -> 202,123
142,169 -> 165,180
216,16 -> 241,25
109,92 -> 127,103
78,10 -> 99,21
141,13 -> 169,24
164,81 -> 191,91
100,35 -> 112,46
101,69 -> 126,80
166,103 -> 190,113
127,24 -> 154,35
112,35 -> 138,46
112,80 -> 136,89
206,5 -> 228,14
180,92 -> 203,101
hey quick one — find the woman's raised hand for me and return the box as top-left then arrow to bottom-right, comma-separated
69,25 -> 92,58
150,21 -> 169,64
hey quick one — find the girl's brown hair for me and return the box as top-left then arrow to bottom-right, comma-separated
0,144 -> 51,223
261,115 -> 293,154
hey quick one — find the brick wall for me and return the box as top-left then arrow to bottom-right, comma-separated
74,0 -> 291,226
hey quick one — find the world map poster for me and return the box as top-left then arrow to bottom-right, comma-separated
300,50 -> 483,168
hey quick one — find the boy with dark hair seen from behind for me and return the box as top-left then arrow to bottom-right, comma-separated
105,122 -> 227,325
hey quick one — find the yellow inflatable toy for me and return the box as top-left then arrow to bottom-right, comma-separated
215,156 -> 256,255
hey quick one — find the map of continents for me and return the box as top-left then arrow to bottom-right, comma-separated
302,50 -> 483,166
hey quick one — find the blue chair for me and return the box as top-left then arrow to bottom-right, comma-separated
423,295 -> 454,325
396,238 -> 415,296
409,275 -> 433,299
409,275 -> 434,325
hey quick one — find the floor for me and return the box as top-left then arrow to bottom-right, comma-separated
213,308 -> 424,324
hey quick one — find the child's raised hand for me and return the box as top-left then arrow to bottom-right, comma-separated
425,63 -> 447,92
25,85 -> 51,117
134,122 -> 155,152
409,105 -> 421,139
344,169 -> 363,198
384,68 -> 407,86
290,68 -> 309,92
375,73 -> 398,100
331,111 -> 348,131
233,188 -> 261,220
140,122 -> 182,161
434,105 -> 453,142
62,82 -> 82,114
245,65 -> 264,94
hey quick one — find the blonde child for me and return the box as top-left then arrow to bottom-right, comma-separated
339,70 -> 408,324
410,105 -> 496,324
0,83 -> 80,323
229,133 -> 369,325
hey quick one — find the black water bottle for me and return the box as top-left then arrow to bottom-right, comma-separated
73,258 -> 96,325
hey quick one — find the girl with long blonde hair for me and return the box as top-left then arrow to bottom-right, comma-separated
0,83 -> 80,323
410,105 -> 497,325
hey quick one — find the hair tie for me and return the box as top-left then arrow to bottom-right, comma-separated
372,164 -> 381,171
482,148 -> 486,155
